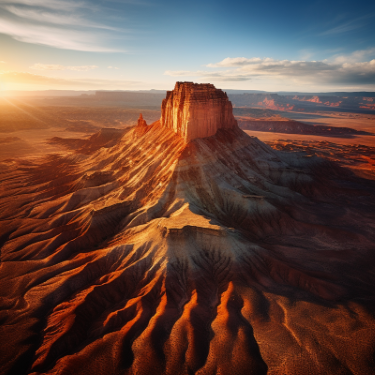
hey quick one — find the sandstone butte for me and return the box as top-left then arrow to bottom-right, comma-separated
0,82 -> 375,375
160,82 -> 238,142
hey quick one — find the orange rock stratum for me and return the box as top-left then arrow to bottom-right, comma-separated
1,82 -> 375,375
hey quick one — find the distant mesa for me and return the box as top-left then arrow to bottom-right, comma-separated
160,82 -> 238,142
227,92 -> 375,113
294,95 -> 322,104
237,118 -> 374,137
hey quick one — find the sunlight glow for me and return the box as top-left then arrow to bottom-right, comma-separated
2,96 -> 47,124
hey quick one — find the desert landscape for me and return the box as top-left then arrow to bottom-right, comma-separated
1,82 -> 375,375
0,93 -> 161,160
1,90 -> 374,178
1,0 -> 375,373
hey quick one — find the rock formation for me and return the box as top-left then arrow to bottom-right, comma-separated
1,82 -> 375,375
137,113 -> 147,127
160,82 -> 237,142
134,113 -> 149,137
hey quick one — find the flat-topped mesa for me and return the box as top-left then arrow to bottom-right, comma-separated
160,82 -> 238,142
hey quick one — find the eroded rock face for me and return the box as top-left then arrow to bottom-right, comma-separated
160,81 -> 238,142
137,113 -> 147,127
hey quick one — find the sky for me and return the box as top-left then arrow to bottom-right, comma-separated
0,0 -> 375,92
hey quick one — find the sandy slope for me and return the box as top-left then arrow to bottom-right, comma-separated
0,122 -> 375,375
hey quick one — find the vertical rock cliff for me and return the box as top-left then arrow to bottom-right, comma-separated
160,81 -> 238,142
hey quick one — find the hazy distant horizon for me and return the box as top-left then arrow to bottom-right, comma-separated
2,88 -> 375,97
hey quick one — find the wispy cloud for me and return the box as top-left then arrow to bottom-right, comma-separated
0,0 -> 83,11
0,70 -> 140,89
30,63 -> 98,71
108,66 -> 119,69
319,14 -> 375,36
0,0 -> 128,51
207,57 -> 271,68
164,70 -> 251,81
299,49 -> 314,61
4,5 -> 120,30
165,49 -> 375,86
0,61 -> 5,63
0,70 -> 78,85
333,48 -> 375,64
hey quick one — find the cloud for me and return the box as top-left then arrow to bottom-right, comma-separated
0,61 -> 5,63
1,0 -> 82,11
30,63 -> 98,71
0,70 -> 141,89
0,0 -> 127,51
207,57 -> 265,67
333,48 -> 375,64
165,50 -> 375,87
0,70 -> 77,85
108,66 -> 119,69
0,18 -> 122,52
164,70 -> 251,82
299,49 -> 314,61
320,14 -> 375,36
3,4 -> 119,31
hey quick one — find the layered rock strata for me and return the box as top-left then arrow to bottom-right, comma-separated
160,81 -> 238,142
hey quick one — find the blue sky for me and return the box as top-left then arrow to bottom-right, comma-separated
0,0 -> 374,91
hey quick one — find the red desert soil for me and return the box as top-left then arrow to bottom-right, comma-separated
0,83 -> 375,375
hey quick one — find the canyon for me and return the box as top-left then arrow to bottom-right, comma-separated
0,82 -> 375,375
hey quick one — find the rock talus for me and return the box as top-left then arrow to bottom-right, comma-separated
160,81 -> 238,142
